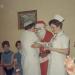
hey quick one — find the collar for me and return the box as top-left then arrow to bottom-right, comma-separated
56,30 -> 64,37
4,50 -> 11,54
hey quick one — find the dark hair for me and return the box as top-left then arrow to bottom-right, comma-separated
49,19 -> 63,29
15,40 -> 21,47
24,22 -> 35,30
2,40 -> 10,48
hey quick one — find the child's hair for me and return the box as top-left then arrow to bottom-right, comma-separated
15,40 -> 21,47
2,40 -> 10,48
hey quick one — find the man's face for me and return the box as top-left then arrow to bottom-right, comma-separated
35,26 -> 46,39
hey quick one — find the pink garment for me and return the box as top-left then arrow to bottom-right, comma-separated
64,56 -> 75,75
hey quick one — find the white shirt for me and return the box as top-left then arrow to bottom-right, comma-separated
47,31 -> 70,75
50,30 -> 69,49
21,30 -> 41,75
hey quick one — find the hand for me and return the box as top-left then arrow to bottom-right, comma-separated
39,50 -> 50,58
31,42 -> 42,48
48,46 -> 54,51
31,44 -> 38,48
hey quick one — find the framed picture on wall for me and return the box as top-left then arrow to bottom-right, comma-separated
18,10 -> 37,29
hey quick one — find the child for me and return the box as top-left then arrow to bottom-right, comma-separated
0,47 -> 5,75
14,40 -> 23,75
1,40 -> 14,75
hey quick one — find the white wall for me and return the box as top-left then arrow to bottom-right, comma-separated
0,0 -> 75,56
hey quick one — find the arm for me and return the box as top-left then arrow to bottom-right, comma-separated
31,41 -> 69,55
48,37 -> 70,55
31,42 -> 43,48
49,47 -> 69,55
1,58 -> 12,67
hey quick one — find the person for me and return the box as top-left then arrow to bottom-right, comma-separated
35,20 -> 53,75
46,15 -> 70,75
14,40 -> 23,75
34,15 -> 70,75
0,47 -> 5,75
1,40 -> 14,75
20,20 -> 41,75
0,47 -> 2,64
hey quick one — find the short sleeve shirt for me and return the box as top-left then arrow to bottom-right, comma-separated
1,50 -> 13,64
14,51 -> 21,67
50,31 -> 69,49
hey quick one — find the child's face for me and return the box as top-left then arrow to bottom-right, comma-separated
17,43 -> 21,50
3,45 -> 9,51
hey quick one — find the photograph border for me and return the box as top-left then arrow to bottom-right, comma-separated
18,10 -> 37,29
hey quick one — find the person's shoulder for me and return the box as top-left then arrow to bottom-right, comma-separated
1,52 -> 4,57
1,51 -> 6,55
21,30 -> 34,38
20,30 -> 26,37
60,33 -> 69,41
62,32 -> 69,38
8,50 -> 14,57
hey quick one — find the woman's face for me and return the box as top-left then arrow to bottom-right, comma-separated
29,27 -> 35,32
50,24 -> 60,34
